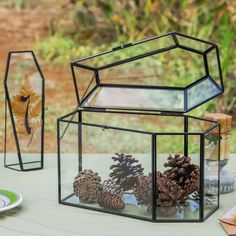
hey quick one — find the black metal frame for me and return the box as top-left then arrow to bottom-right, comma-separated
57,109 -> 220,222
4,50 -> 45,171
70,32 -> 223,113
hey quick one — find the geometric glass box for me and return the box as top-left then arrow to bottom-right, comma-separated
58,32 -> 223,222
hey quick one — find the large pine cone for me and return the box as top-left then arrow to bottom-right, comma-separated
109,153 -> 144,191
134,175 -> 152,208
97,192 -> 125,210
134,172 -> 187,208
97,178 -> 125,210
73,169 -> 102,203
164,154 -> 200,196
156,171 -> 187,207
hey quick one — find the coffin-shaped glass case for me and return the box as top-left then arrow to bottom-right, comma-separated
4,51 -> 45,171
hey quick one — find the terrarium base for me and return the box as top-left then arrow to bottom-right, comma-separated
4,161 -> 43,171
61,192 -> 218,222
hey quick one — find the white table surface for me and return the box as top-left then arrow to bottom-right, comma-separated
0,154 -> 236,236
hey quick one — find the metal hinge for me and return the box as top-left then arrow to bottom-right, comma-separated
82,107 -> 106,112
160,111 -> 184,116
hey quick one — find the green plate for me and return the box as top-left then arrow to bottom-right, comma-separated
0,189 -> 23,212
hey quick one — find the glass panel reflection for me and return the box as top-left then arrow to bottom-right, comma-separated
187,76 -> 221,110
204,126 -> 220,218
76,35 -> 175,68
207,48 -> 222,88
84,86 -> 184,111
176,34 -> 212,52
98,48 -> 205,87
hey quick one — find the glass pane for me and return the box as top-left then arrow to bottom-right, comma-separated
4,98 -> 19,169
156,134 -> 200,221
187,76 -> 221,110
5,52 -> 43,170
98,48 -> 205,87
81,111 -> 185,133
59,121 -> 153,220
73,66 -> 96,103
187,116 -> 217,133
207,48 -> 222,88
76,35 -> 175,68
59,119 -> 79,204
176,34 -> 212,52
83,87 -> 184,111
204,125 -> 220,219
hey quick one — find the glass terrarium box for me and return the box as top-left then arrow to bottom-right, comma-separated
57,32 -> 224,222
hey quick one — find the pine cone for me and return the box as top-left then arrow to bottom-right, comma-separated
97,192 -> 125,210
102,179 -> 123,197
164,154 -> 200,196
73,169 -> 102,203
183,167 -> 200,195
156,171 -> 187,207
109,153 -> 144,191
134,175 -> 152,208
97,179 -> 125,210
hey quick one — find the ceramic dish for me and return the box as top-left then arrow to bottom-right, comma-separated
0,189 -> 23,212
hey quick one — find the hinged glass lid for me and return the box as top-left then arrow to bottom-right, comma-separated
71,32 -> 224,113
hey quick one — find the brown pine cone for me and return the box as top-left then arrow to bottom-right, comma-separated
182,167 -> 200,195
164,154 -> 200,196
109,153 -> 144,191
134,175 -> 152,208
97,178 -> 125,210
102,179 -> 123,197
164,154 -> 191,183
97,192 -> 125,210
156,171 -> 187,207
73,169 -> 102,203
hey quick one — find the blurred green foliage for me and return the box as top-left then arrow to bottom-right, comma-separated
35,34 -> 108,63
0,0 -> 42,9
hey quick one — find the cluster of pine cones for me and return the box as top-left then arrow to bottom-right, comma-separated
73,153 -> 144,210
73,153 -> 200,213
73,172 -> 126,210
134,154 -> 200,210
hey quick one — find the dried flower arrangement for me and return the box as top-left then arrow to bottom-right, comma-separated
11,75 -> 41,147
